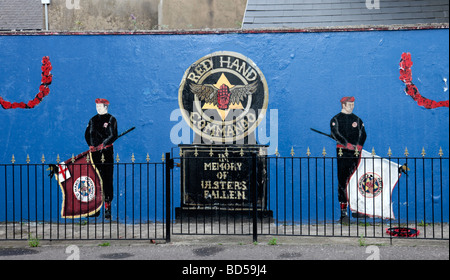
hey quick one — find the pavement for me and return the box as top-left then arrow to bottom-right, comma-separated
1,220 -> 448,277
0,233 -> 448,278
0,234 -> 448,261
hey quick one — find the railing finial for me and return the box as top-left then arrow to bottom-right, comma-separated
421,147 -> 426,157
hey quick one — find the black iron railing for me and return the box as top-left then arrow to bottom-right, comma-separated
0,160 -> 168,241
1,151 -> 448,242
170,151 -> 449,242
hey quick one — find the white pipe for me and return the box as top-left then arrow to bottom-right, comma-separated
44,4 -> 49,31
158,0 -> 163,30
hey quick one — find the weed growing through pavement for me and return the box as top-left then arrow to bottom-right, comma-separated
28,234 -> 39,247
268,238 -> 277,245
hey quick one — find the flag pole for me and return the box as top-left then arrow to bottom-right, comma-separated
47,126 -> 136,177
310,128 -> 336,141
90,126 -> 136,152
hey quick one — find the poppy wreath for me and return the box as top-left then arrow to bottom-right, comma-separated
386,227 -> 420,238
0,56 -> 52,109
399,52 -> 448,109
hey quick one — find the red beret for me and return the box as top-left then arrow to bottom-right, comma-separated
95,98 -> 110,105
340,96 -> 355,103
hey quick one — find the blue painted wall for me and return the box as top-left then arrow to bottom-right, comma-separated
1,29 -> 448,223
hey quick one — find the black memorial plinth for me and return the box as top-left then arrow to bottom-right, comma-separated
176,144 -> 272,219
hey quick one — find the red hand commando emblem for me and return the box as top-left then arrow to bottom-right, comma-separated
217,84 -> 231,110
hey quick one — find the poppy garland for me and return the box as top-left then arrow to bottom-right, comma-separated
399,52 -> 449,109
0,56 -> 52,109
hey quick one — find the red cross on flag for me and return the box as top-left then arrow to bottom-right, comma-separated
57,163 -> 71,182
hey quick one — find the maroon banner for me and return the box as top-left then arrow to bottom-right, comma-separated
56,150 -> 104,218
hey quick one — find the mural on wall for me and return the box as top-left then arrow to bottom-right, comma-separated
0,56 -> 52,109
178,51 -> 269,144
52,149 -> 104,219
317,96 -> 406,221
399,52 -> 449,109
0,29 -> 448,224
329,96 -> 367,223
84,98 -> 118,219
177,51 -> 270,213
51,99 -> 135,219
347,149 -> 403,220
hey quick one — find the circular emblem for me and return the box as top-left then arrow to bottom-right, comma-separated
73,176 -> 96,202
358,172 -> 383,198
178,51 -> 269,143
352,122 -> 358,128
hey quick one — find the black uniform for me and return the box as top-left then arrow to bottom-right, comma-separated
85,113 -> 118,203
330,112 -> 366,204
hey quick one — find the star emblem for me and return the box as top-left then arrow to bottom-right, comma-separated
190,73 -> 258,120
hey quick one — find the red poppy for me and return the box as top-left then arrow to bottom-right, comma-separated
41,74 -> 52,84
41,86 -> 50,96
1,100 -> 12,109
400,53 -> 413,68
27,99 -> 37,108
399,69 -> 412,84
42,56 -> 50,65
12,102 -> 26,109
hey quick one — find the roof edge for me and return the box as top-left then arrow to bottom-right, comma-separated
0,23 -> 448,36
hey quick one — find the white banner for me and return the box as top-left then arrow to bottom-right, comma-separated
347,150 -> 401,220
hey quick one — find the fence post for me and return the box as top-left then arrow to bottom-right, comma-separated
251,153 -> 258,243
165,152 -> 173,243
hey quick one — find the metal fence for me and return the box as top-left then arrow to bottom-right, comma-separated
1,150 -> 448,242
169,150 -> 449,242
0,160 -> 169,241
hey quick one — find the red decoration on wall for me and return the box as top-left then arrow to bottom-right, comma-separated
0,56 -> 53,109
399,52 -> 448,109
